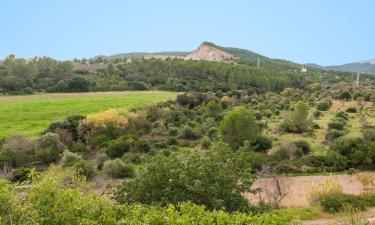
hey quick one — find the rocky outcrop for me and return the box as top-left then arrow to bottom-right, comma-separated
184,44 -> 238,62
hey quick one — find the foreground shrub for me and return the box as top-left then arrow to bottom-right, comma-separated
0,167 -> 299,224
103,158 -> 134,179
116,144 -> 257,212
319,193 -> 367,213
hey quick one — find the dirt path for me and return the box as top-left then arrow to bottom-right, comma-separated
245,172 -> 373,207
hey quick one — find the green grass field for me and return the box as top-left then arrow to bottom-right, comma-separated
0,91 -> 177,138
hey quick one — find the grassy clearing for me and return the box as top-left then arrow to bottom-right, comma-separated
0,91 -> 177,138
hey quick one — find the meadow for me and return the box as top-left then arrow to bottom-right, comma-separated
0,91 -> 177,138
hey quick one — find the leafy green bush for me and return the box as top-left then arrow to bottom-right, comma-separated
70,141 -> 86,153
106,138 -> 129,158
11,167 -> 31,183
316,101 -> 331,111
0,169 -> 298,225
179,125 -> 201,140
313,110 -> 323,118
328,121 -> 345,130
346,107 -> 357,113
201,136 -> 211,149
294,140 -> 311,155
61,150 -> 82,166
205,100 -> 222,117
319,193 -> 367,213
103,158 -> 134,179
35,133 -> 65,164
71,159 -> 95,180
116,145 -> 257,212
325,129 -> 345,141
253,135 -> 273,152
134,139 -> 151,153
90,134 -> 109,148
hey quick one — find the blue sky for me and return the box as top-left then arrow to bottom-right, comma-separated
2,0 -> 375,66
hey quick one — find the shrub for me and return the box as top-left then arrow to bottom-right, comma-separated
116,145 -> 257,212
134,139 -> 151,153
35,133 -> 65,164
363,128 -> 375,142
330,137 -> 372,167
313,110 -> 323,118
103,159 -> 134,179
325,129 -> 345,141
346,107 -> 357,113
328,121 -> 345,130
205,100 -> 222,117
70,141 -> 86,153
294,140 -> 311,155
0,148 -> 31,167
179,125 -> 201,140
319,193 -> 367,213
90,134 -> 110,148
168,127 -> 178,136
11,167 -> 32,183
316,101 -> 331,111
253,136 -> 273,152
84,109 -> 128,129
60,150 -> 82,166
106,138 -> 130,158
95,153 -> 109,170
207,127 -> 218,138
201,136 -> 211,149
71,160 -> 95,180
338,91 -> 352,101
274,148 -> 290,161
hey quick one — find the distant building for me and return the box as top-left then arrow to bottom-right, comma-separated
301,66 -> 308,73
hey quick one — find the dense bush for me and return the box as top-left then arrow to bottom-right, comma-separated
330,137 -> 375,168
253,135 -> 273,152
328,121 -> 345,131
294,140 -> 311,155
116,145 -> 256,212
346,107 -> 357,113
319,193 -> 367,213
316,101 -> 331,111
103,158 -> 135,179
205,100 -> 222,117
325,129 -> 345,141
35,133 -> 65,164
106,138 -> 130,158
11,167 -> 32,183
0,168 -> 298,225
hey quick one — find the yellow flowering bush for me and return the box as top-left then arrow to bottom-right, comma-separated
84,109 -> 128,129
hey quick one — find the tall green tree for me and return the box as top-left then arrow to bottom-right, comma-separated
219,107 -> 261,149
282,101 -> 311,133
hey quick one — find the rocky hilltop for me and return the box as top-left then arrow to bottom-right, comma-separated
184,43 -> 238,62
